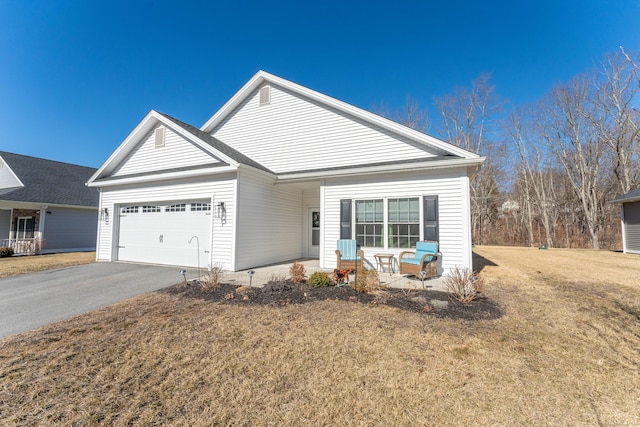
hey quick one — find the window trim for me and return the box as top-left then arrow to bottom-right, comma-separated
353,196 -> 423,249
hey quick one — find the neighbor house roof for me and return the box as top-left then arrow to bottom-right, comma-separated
610,188 -> 640,203
0,151 -> 99,207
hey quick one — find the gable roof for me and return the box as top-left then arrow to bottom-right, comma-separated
611,188 -> 640,203
157,112 -> 272,173
0,151 -> 98,207
88,110 -> 271,186
90,71 -> 485,187
200,70 -> 483,162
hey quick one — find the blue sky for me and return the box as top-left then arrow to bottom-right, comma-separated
1,0 -> 640,168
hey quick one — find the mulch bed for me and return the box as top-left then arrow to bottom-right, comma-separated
161,280 -> 502,321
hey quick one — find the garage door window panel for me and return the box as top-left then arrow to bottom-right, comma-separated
191,203 -> 211,211
166,204 -> 186,212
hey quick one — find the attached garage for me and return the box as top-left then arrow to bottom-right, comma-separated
116,200 -> 212,267
87,72 -> 483,274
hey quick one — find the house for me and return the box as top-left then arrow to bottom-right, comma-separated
0,151 -> 99,254
87,71 -> 484,274
611,188 -> 640,254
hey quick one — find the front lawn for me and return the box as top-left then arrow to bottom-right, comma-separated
0,252 -> 95,278
0,246 -> 638,425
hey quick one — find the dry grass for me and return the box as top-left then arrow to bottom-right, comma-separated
0,252 -> 95,278
1,246 -> 639,425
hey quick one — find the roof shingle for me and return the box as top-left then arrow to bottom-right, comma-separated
0,151 -> 99,207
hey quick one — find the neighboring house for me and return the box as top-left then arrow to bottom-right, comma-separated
611,188 -> 640,254
87,71 -> 484,273
0,151 -> 99,254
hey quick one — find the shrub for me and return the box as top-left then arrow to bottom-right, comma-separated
444,266 -> 484,302
0,247 -> 14,258
289,261 -> 306,284
200,263 -> 225,289
351,269 -> 379,293
308,271 -> 332,287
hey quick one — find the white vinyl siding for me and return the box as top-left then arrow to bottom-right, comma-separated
112,125 -> 220,177
235,169 -> 303,270
622,201 -> 640,254
42,207 -> 98,250
212,84 -> 441,174
96,174 -> 236,270
322,168 -> 471,274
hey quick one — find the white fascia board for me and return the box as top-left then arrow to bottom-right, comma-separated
87,165 -> 238,188
87,111 -> 241,186
0,154 -> 25,192
200,71 -> 480,160
275,157 -> 485,183
88,110 -> 158,184
200,71 -> 266,133
236,163 -> 277,181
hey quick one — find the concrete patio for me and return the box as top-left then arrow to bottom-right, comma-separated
215,259 -> 448,292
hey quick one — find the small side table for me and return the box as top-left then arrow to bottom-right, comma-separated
373,253 -> 395,274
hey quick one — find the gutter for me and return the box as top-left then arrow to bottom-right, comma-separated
87,165 -> 239,188
275,157 -> 486,183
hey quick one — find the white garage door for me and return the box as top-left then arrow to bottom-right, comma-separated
117,201 -> 212,268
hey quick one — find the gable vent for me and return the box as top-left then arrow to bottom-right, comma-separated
154,126 -> 166,147
259,85 -> 271,105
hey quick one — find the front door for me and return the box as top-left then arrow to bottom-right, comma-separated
308,207 -> 320,258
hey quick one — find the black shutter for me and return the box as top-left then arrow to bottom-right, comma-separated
340,199 -> 352,239
423,195 -> 439,242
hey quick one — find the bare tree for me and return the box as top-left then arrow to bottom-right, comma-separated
591,51 -> 640,195
434,74 -> 503,244
536,75 -> 605,249
372,96 -> 430,132
507,108 -> 556,247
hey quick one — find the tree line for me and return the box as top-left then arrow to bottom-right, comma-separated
377,48 -> 640,249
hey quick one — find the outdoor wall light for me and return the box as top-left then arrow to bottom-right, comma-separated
215,202 -> 226,219
100,207 -> 109,222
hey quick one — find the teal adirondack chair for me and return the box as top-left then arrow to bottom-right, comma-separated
399,241 -> 439,278
335,239 -> 364,271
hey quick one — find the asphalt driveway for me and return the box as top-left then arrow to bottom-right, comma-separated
0,262 -> 194,339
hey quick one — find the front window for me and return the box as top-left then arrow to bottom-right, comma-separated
388,198 -> 420,248
354,197 -> 420,248
355,199 -> 384,247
